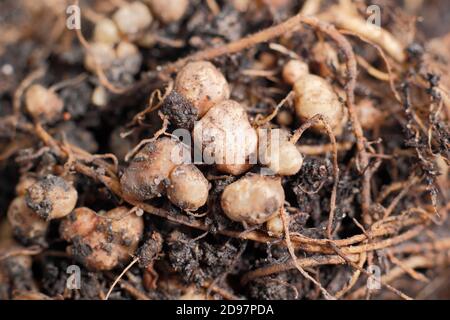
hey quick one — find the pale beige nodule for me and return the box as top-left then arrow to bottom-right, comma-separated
175,61 -> 230,118
221,175 -> 285,225
167,164 -> 209,210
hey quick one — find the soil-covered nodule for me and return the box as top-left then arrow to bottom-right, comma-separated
0,0 -> 449,300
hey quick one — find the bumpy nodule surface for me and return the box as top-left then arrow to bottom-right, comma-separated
356,99 -> 384,130
25,175 -> 78,220
144,0 -> 189,24
167,164 -> 209,210
93,18 -> 120,45
221,175 -> 285,225
7,197 -> 49,245
112,1 -> 152,38
266,214 -> 284,237
293,74 -> 345,133
60,207 -> 144,271
15,174 -> 37,197
83,42 -> 116,72
193,100 -> 257,175
282,59 -> 309,85
120,138 -> 188,201
259,129 -> 303,176
25,84 -> 63,123
160,90 -> 198,130
174,61 -> 230,117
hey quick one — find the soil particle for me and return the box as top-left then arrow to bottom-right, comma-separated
167,230 -> 240,285
59,82 -> 92,119
161,90 -> 198,130
25,174 -> 71,220
137,231 -> 163,268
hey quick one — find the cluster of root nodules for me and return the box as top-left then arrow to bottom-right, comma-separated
0,0 -> 449,300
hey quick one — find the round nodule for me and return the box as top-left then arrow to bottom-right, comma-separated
25,175 -> 78,220
25,84 -> 63,123
7,197 -> 49,244
113,1 -> 153,38
175,61 -> 230,118
282,59 -> 309,85
293,74 -> 345,134
93,18 -> 120,45
167,164 -> 209,210
120,138 -> 189,201
144,0 -> 189,24
60,207 -> 144,271
221,175 -> 285,225
193,100 -> 257,175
